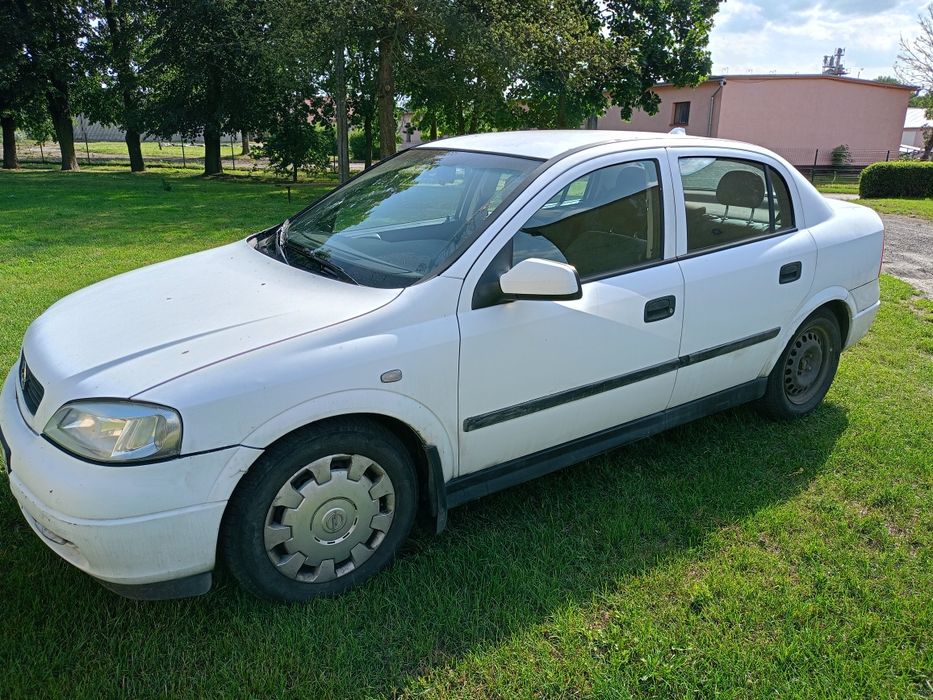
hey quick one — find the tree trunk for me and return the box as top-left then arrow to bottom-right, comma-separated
376,33 -> 396,159
430,113 -> 437,141
104,0 -> 145,172
2,115 -> 18,169
363,113 -> 373,169
125,129 -> 145,172
46,81 -> 78,171
203,124 -> 223,175
455,102 -> 465,135
334,41 -> 350,183
241,132 -> 250,156
468,108 -> 478,135
292,161 -> 298,182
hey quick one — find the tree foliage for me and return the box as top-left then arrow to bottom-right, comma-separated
897,4 -> 933,159
0,0 -> 722,174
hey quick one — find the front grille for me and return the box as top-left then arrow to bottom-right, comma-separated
19,354 -> 44,415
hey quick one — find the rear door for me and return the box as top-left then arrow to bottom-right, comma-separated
668,149 -> 816,407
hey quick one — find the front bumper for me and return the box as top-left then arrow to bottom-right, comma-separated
0,366 -> 259,597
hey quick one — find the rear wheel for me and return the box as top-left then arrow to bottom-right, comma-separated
221,419 -> 417,602
758,308 -> 842,419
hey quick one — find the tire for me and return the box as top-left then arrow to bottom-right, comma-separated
221,418 -> 418,602
758,308 -> 842,420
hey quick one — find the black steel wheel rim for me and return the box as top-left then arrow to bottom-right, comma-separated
783,324 -> 832,405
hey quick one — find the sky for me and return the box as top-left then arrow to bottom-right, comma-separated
707,0 -> 927,80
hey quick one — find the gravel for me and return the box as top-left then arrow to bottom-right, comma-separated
878,214 -> 933,297
823,194 -> 931,297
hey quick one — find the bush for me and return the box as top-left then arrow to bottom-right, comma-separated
859,161 -> 933,198
349,130 -> 379,162
256,100 -> 331,182
831,144 -> 851,167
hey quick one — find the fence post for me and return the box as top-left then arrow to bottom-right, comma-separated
230,134 -> 236,170
885,150 -> 890,162
810,149 -> 819,183
181,141 -> 186,168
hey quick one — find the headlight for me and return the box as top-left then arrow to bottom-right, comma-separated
43,401 -> 182,463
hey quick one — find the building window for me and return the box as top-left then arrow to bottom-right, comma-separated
672,101 -> 691,126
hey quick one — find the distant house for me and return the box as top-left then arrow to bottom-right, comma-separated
902,107 -> 932,151
597,74 -> 915,166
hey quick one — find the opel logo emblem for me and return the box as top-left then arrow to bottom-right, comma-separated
322,508 -> 347,534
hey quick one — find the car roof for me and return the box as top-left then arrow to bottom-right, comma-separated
417,130 -> 770,161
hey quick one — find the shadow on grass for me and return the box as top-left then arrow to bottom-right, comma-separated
0,401 -> 848,697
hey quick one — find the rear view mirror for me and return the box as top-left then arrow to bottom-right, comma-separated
499,258 -> 582,301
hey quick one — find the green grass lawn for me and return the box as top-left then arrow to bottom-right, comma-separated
0,167 -> 931,698
814,181 -> 933,221
815,182 -> 860,195
27,139 -> 253,160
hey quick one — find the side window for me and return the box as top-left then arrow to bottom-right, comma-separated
679,157 -> 796,253
511,160 -> 664,280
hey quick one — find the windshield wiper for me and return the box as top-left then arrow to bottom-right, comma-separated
283,240 -> 359,285
275,219 -> 291,263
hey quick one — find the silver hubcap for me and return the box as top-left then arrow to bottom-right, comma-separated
264,454 -> 396,583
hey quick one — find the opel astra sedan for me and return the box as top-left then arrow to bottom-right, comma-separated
0,131 -> 884,601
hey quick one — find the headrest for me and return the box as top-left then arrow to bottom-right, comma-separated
615,166 -> 648,199
716,170 -> 765,209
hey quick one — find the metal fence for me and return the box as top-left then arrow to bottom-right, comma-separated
769,147 -> 896,185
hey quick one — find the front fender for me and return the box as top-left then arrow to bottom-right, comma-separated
207,389 -> 457,502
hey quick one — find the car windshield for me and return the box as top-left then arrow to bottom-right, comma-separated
281,148 -> 540,288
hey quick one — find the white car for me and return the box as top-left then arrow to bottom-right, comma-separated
0,131 -> 884,601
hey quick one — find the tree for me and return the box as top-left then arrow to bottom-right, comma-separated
493,0 -> 618,129
147,0 -> 274,175
0,0 -> 31,169
84,0 -> 154,172
259,97 -> 330,182
347,30 -> 380,167
603,0 -> 720,121
897,4 -> 933,159
403,0 -> 514,136
9,0 -> 90,171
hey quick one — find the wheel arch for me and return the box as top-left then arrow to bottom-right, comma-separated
760,287 -> 856,376
208,391 -> 456,508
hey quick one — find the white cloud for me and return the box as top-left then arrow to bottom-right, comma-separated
708,0 -> 924,80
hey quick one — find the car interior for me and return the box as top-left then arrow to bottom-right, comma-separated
512,160 -> 663,279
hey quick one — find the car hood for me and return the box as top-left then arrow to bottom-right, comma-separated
20,240 -> 400,428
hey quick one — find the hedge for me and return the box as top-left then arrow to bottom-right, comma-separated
859,160 -> 933,198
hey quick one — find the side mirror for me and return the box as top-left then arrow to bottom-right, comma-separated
498,258 -> 582,301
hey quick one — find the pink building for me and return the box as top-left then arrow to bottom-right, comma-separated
597,75 -> 915,166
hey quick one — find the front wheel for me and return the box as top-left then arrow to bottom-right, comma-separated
758,308 -> 842,420
221,419 -> 418,602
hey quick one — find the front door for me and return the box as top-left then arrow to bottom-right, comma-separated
456,151 -> 685,475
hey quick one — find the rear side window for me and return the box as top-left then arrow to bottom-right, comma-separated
679,157 -> 796,253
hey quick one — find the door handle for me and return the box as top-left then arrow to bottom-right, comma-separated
644,295 -> 676,323
779,261 -> 802,284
